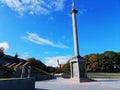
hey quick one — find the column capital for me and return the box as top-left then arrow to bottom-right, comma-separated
71,9 -> 78,14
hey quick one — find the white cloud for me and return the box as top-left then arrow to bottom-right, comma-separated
47,0 -> 65,11
1,0 -> 66,15
44,55 -> 72,67
0,42 -> 9,50
22,32 -> 69,49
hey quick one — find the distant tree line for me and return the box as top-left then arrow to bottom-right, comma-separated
26,57 -> 70,74
84,51 -> 120,72
27,58 -> 47,71
60,51 -> 120,74
28,51 -> 120,74
1,47 -> 120,74
27,58 -> 62,73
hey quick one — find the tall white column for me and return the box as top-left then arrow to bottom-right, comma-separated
71,9 -> 79,57
70,0 -> 88,82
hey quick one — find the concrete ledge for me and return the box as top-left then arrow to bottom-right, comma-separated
0,78 -> 35,90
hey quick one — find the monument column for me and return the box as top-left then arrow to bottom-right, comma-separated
70,0 -> 87,82
71,2 -> 79,57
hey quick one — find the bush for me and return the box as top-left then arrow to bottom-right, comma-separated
0,65 -> 14,78
62,73 -> 70,78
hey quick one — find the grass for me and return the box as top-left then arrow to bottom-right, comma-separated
0,78 -> 10,80
0,78 -> 20,80
62,72 -> 120,79
87,72 -> 120,79
31,66 -> 50,75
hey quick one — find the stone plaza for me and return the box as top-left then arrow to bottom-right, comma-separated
35,78 -> 120,90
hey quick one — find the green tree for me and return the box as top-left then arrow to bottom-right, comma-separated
85,51 -> 120,72
62,61 -> 70,73
27,58 -> 47,71
13,53 -> 20,64
0,47 -> 4,58
87,54 -> 99,71
0,47 -> 5,65
46,66 -> 56,73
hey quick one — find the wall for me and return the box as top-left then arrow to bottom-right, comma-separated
0,78 -> 35,90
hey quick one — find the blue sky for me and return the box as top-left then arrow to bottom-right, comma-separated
0,0 -> 120,67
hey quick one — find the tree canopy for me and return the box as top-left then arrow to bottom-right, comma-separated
85,51 -> 120,72
60,51 -> 120,73
0,47 -> 4,58
27,57 -> 47,71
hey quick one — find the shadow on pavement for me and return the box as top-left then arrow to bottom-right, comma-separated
35,88 -> 51,90
80,78 -> 96,82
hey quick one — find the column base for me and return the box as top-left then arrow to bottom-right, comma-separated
69,56 -> 88,82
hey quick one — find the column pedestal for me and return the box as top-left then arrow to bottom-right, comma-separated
70,56 -> 88,82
